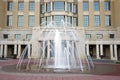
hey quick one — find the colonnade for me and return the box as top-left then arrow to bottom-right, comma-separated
86,44 -> 118,60
0,44 -> 31,58
0,43 -> 119,61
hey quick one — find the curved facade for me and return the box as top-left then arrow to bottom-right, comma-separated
0,0 -> 120,61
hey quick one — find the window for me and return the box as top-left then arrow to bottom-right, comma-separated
18,2 -> 24,11
73,17 -> 78,27
109,34 -> 114,38
8,2 -> 13,11
40,17 -> 44,26
29,15 -> 34,27
83,1 -> 89,11
67,3 -> 72,12
7,15 -> 13,26
15,34 -> 21,40
67,16 -> 72,24
105,1 -> 110,11
86,34 -> 91,39
53,2 -> 65,11
105,15 -> 111,26
83,15 -> 89,27
73,4 -> 77,13
18,15 -> 24,27
26,34 -> 32,40
94,15 -> 100,26
96,34 -> 103,39
94,1 -> 100,11
41,4 -> 44,13
53,15 -> 65,26
3,34 -> 9,39
46,16 -> 51,25
46,3 -> 51,12
29,1 -> 35,11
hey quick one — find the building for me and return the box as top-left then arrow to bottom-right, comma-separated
0,0 -> 120,61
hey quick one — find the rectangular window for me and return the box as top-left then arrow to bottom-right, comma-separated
73,4 -> 77,13
96,34 -> 103,39
18,2 -> 24,11
53,15 -> 65,26
46,3 -> 51,12
73,17 -> 78,27
3,34 -> 9,39
29,15 -> 35,27
94,1 -> 100,11
105,15 -> 111,26
105,1 -> 110,11
46,16 -> 51,25
40,17 -> 44,26
94,15 -> 100,26
67,16 -> 72,24
109,34 -> 114,38
8,2 -> 13,11
26,34 -> 32,40
67,3 -> 72,12
41,4 -> 44,13
18,15 -> 24,27
83,15 -> 89,27
29,1 -> 35,11
86,34 -> 91,39
7,15 -> 13,26
15,34 -> 21,40
83,1 -> 89,11
53,2 -> 65,11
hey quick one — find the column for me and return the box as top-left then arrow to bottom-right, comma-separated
96,44 -> 100,59
110,44 -> 114,60
17,44 -> 21,58
86,44 -> 90,56
100,44 -> 103,56
47,41 -> 50,59
72,41 -> 74,56
28,44 -> 31,58
0,44 -> 3,57
14,45 -> 17,55
114,44 -> 118,60
4,45 -> 7,58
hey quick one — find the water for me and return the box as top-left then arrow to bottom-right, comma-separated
16,20 -> 94,72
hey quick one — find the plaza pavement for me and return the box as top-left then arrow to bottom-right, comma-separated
0,59 -> 120,80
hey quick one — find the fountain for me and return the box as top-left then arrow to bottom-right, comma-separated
16,20 -> 94,72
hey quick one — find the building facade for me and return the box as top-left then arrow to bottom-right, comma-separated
0,0 -> 120,60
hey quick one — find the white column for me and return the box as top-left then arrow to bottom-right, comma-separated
96,44 -> 100,59
100,44 -> 103,56
47,41 -> 50,59
28,44 -> 31,58
4,45 -> 7,58
17,44 -> 21,58
0,44 -> 3,57
86,44 -> 90,56
110,44 -> 114,60
114,44 -> 118,60
14,45 -> 17,55
72,41 -> 74,56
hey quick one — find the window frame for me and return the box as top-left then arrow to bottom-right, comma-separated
29,1 -> 35,11
53,2 -> 65,11
28,15 -> 35,27
94,1 -> 100,11
7,15 -> 13,27
18,15 -> 24,27
83,1 -> 89,11
18,1 -> 24,11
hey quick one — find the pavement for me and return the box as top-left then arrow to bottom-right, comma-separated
0,59 -> 120,80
